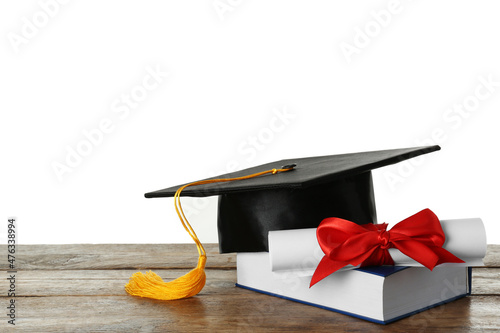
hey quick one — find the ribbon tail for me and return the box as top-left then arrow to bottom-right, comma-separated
432,246 -> 465,266
393,239 -> 465,270
310,256 -> 349,288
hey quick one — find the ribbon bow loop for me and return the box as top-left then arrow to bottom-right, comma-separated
310,209 -> 464,287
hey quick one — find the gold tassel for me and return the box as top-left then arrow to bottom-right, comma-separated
125,255 -> 206,300
125,167 -> 293,300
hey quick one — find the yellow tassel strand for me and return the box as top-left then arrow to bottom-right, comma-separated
125,166 -> 294,300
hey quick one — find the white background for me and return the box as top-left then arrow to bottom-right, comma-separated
1,0 -> 499,245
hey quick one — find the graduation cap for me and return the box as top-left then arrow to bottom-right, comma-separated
125,145 -> 440,300
145,145 -> 440,253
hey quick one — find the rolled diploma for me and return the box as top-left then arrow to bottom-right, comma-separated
268,218 -> 486,277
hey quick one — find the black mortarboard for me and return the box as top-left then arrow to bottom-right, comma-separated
145,146 -> 440,253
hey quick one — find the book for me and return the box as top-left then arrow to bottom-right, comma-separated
236,252 -> 471,324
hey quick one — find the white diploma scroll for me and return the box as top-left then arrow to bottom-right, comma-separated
268,218 -> 486,277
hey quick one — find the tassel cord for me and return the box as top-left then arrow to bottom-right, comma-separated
125,167 -> 294,300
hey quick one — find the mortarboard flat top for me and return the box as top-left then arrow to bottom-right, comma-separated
146,146 -> 440,198
145,145 -> 440,253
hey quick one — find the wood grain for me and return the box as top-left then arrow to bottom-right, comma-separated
483,244 -> 500,266
0,244 -> 234,270
0,269 -> 237,297
2,295 -> 500,332
0,244 -> 498,332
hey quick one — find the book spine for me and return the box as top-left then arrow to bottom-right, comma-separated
467,267 -> 472,295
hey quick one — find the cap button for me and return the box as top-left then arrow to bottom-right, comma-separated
281,163 -> 297,170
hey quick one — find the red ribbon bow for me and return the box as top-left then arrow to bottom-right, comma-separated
310,209 -> 464,287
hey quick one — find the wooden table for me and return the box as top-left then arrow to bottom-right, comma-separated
1,244 -> 499,332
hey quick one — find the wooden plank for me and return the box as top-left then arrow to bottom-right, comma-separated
1,244 -> 498,270
484,244 -> 500,267
0,269 -> 237,297
0,244 -> 235,270
1,268 -> 499,297
471,268 -> 500,295
2,295 -> 499,332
